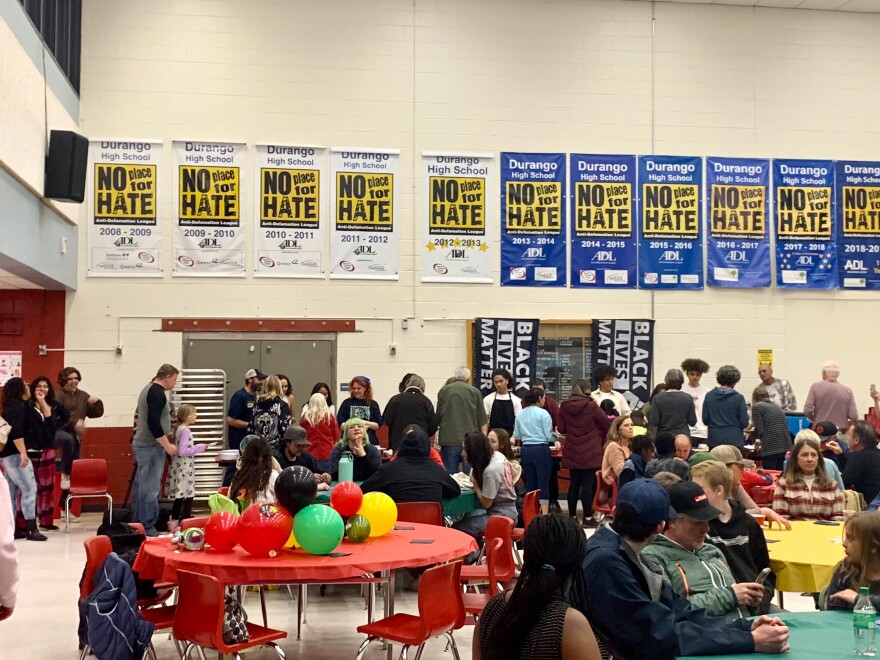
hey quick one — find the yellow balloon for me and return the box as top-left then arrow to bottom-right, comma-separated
284,529 -> 300,549
356,492 -> 398,537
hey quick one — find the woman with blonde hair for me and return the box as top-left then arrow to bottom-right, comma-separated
772,435 -> 844,521
826,512 -> 880,610
601,415 -> 634,485
328,418 -> 382,481
247,375 -> 291,448
300,392 -> 339,473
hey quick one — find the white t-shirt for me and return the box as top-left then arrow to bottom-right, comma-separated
591,389 -> 632,417
681,383 -> 709,439
482,392 -> 523,417
253,469 -> 279,504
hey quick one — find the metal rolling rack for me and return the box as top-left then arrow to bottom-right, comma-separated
170,369 -> 227,497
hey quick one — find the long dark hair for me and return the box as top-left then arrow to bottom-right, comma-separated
1,377 -> 27,408
229,436 -> 274,505
29,375 -> 56,406
464,432 -> 493,488
310,382 -> 333,408
483,515 -> 587,659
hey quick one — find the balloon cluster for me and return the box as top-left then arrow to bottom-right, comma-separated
201,466 -> 399,558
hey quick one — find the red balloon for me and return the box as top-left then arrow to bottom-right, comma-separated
204,511 -> 240,552
330,481 -> 364,517
238,502 -> 293,557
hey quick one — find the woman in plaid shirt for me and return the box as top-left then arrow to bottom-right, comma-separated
772,436 -> 845,521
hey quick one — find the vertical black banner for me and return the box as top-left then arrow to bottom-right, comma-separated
591,319 -> 655,408
473,318 -> 541,397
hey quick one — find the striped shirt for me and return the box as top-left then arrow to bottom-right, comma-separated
752,401 -> 792,457
772,476 -> 845,521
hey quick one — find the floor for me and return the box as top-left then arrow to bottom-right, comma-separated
4,510 -> 817,659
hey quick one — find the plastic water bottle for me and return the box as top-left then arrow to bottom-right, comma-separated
338,451 -> 354,483
854,586 -> 877,656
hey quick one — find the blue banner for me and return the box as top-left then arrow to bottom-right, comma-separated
569,154 -> 637,288
773,159 -> 836,289
836,161 -> 880,289
637,155 -> 703,289
500,153 -> 566,286
706,157 -> 771,288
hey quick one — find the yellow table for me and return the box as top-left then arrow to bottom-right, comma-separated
764,520 -> 844,593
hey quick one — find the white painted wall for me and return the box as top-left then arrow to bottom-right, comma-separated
71,0 -> 880,425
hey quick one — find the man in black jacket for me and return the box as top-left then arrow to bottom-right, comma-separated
382,374 -> 438,452
361,430 -> 460,503
843,421 -> 880,509
568,478 -> 790,659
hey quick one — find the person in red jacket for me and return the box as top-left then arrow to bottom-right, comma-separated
299,392 -> 340,473
558,378 -> 612,527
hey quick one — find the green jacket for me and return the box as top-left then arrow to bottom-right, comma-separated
642,534 -> 748,620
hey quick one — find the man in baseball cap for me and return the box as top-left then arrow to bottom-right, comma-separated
275,425 -> 330,483
223,369 -> 267,485
643,481 -> 765,620
813,420 -> 849,470
570,477 -> 789,657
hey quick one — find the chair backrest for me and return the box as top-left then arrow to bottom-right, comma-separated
484,515 -> 516,581
522,490 -> 541,528
217,487 -> 230,496
181,516 -> 210,530
71,459 -> 109,491
592,470 -> 617,515
128,522 -> 146,535
484,537 -> 504,597
396,502 -> 443,527
81,535 -> 113,599
417,560 -> 465,636
173,570 -> 225,649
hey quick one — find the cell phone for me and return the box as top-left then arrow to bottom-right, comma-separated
755,567 -> 771,585
410,539 -> 435,544
814,520 -> 840,526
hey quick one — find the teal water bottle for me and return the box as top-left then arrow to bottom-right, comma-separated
339,450 -> 354,483
854,586 -> 877,656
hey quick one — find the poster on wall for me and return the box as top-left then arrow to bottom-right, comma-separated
591,319 -> 654,409
706,157 -> 771,288
472,318 -> 540,397
836,161 -> 880,289
421,152 -> 494,283
637,155 -> 703,289
569,154 -> 637,288
87,140 -> 162,277
329,148 -> 399,280
172,141 -> 246,276
773,159 -> 836,289
253,145 -> 327,278
500,153 -> 566,287
0,351 -> 22,386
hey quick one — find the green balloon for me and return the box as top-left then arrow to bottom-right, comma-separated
345,514 -> 371,543
293,504 -> 345,555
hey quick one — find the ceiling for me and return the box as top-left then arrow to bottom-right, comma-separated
627,0 -> 880,12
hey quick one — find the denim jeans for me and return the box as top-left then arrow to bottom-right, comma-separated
440,445 -> 470,475
133,443 -> 167,532
521,444 -> 552,502
2,453 -> 37,519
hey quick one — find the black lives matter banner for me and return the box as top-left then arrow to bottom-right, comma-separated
254,145 -> 327,278
591,319 -> 655,408
330,148 -> 399,280
173,141 -> 246,276
421,152 -> 494,283
473,318 -> 540,398
87,140 -> 162,276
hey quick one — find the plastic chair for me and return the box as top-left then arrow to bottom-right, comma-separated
511,489 -> 540,567
355,560 -> 465,660
462,538 -> 503,622
66,459 -> 113,533
172,569 -> 287,660
460,516 -> 517,588
396,502 -> 443,527
218,487 -> 230,496
592,470 -> 617,518
181,516 -> 210,530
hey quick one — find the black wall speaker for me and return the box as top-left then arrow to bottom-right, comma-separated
44,130 -> 89,203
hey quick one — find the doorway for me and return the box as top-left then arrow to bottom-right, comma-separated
182,333 -> 336,430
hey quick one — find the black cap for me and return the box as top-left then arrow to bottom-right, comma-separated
668,481 -> 722,522
813,421 -> 838,439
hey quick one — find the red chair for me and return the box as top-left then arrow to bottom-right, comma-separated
218,487 -> 230,496
460,516 -> 517,588
129,522 -> 146,535
65,459 -> 113,533
172,569 -> 287,660
355,560 -> 465,660
592,470 -> 617,519
462,538 -> 503,623
511,489 -> 541,567
181,516 -> 210,530
396,502 -> 444,527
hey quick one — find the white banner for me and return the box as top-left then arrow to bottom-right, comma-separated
421,152 -> 494,283
254,145 -> 327,278
87,140 -> 163,277
172,140 -> 246,276
329,148 -> 399,279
